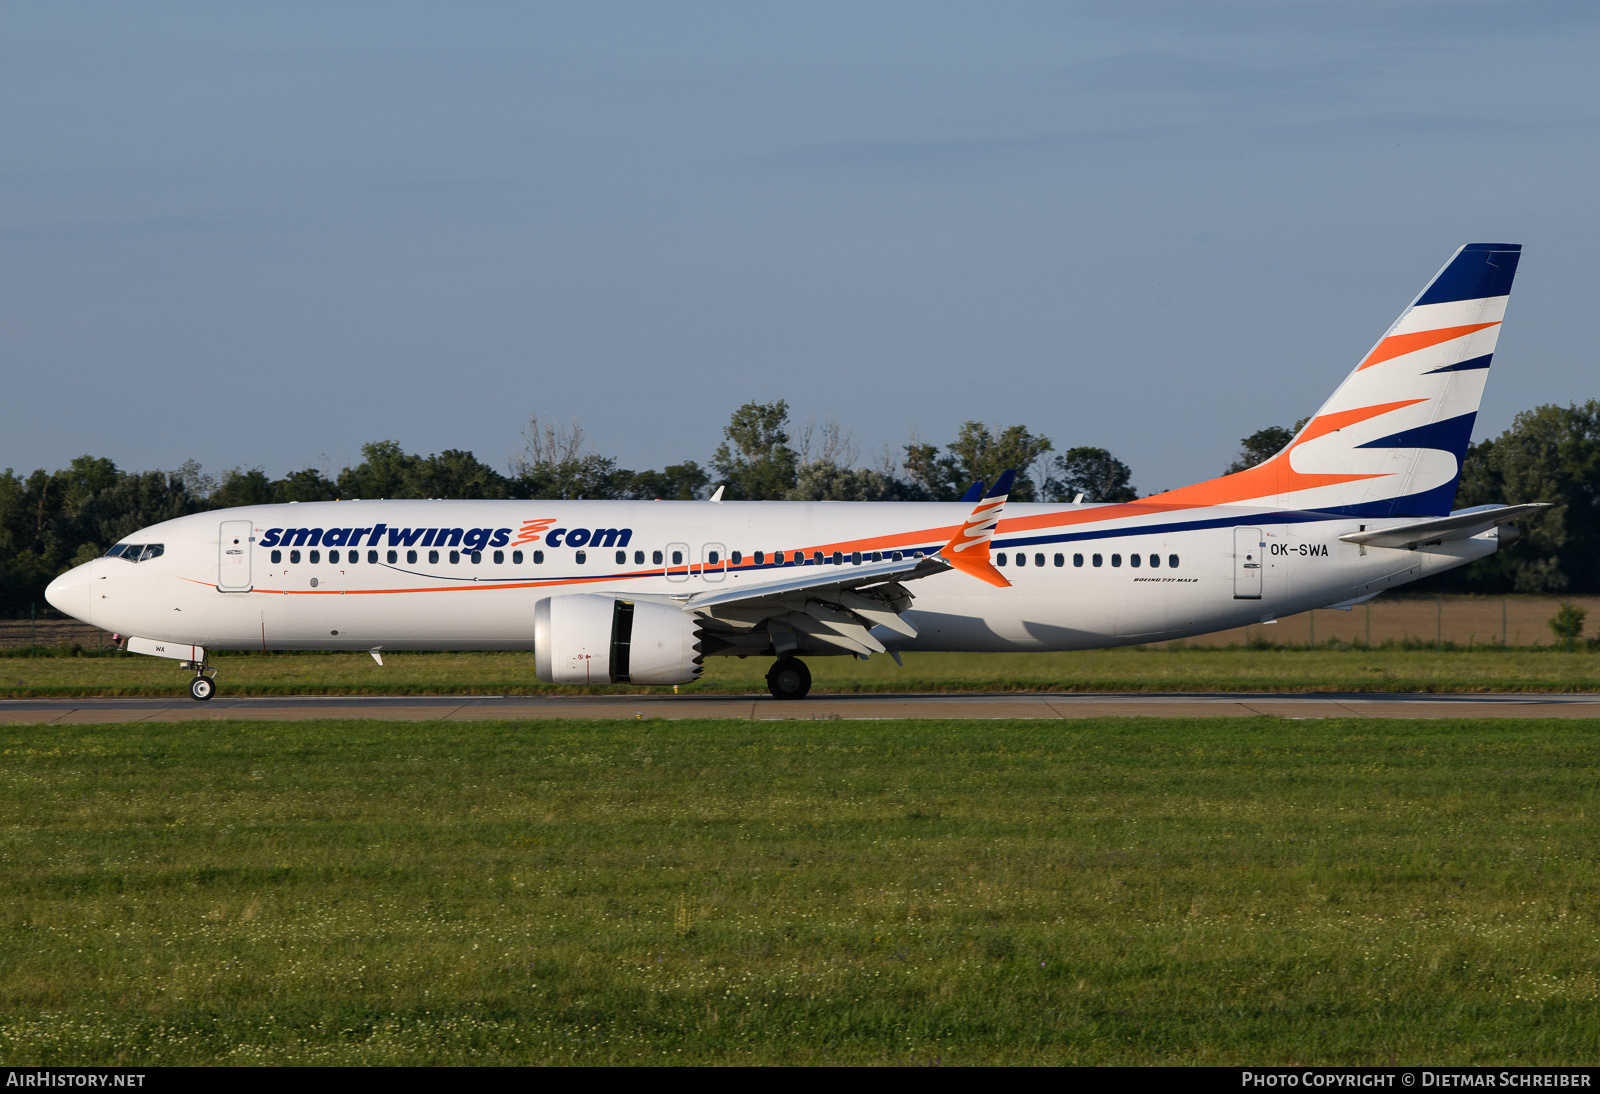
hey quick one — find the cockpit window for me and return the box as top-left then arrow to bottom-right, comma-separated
106,543 -> 163,562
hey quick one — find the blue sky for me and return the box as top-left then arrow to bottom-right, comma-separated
3,2 -> 1596,492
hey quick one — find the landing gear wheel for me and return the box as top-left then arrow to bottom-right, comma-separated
189,675 -> 216,702
766,657 -> 811,700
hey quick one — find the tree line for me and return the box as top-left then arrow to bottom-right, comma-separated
2,398 -> 1595,614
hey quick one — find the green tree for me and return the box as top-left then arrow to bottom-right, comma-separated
1045,447 -> 1138,502
788,462 -> 907,501
618,462 -> 709,501
336,441 -> 421,499
274,469 -> 340,503
210,469 -> 277,508
904,422 -> 1052,501
712,401 -> 799,500
1549,602 -> 1587,651
1445,401 -> 1600,593
408,450 -> 511,500
1225,418 -> 1309,474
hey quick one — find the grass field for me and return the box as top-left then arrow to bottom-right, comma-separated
2,646 -> 1599,698
4,715 -> 1599,1065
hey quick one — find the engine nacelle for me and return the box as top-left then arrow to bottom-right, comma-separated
533,594 -> 704,685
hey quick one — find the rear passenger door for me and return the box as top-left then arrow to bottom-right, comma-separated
1233,527 -> 1263,599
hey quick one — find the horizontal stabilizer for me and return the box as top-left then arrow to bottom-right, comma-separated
1338,504 -> 1547,550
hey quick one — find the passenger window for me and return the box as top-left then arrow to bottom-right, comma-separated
428,550 -> 439,564
387,549 -> 398,563
1149,553 -> 1159,568
271,550 -> 282,564
1112,554 -> 1122,567
512,550 -> 522,564
291,550 -> 302,564
653,550 -> 664,565
449,550 -> 460,564
493,550 -> 504,564
892,551 -> 903,562
708,551 -> 719,564
616,550 -> 626,564
575,551 -> 586,564
813,551 -> 823,564
329,550 -> 340,564
1016,553 -> 1026,567
672,550 -> 683,565
309,550 -> 321,564
1130,553 -> 1141,567
1092,553 -> 1102,567
1035,553 -> 1045,567
634,551 -> 644,565
1073,553 -> 1083,567
832,551 -> 842,565
1168,554 -> 1179,568
996,553 -> 1007,566
471,551 -> 481,564
533,550 -> 544,564
755,551 -> 765,565
1054,553 -> 1064,567
368,549 -> 378,563
732,551 -> 742,565
406,550 -> 417,564
871,551 -> 882,562
852,551 -> 861,565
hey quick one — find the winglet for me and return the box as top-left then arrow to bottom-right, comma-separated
939,469 -> 1014,587
958,480 -> 987,503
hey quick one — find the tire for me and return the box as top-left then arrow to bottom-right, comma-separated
189,676 -> 216,702
765,657 -> 811,700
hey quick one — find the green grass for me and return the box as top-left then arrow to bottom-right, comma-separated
2,646 -> 1600,698
4,715 -> 1600,1065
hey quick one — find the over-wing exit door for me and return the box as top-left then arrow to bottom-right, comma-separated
1233,527 -> 1262,600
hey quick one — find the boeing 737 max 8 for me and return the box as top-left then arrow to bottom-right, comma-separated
46,244 -> 1539,700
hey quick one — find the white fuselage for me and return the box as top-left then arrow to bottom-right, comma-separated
45,499 -> 1498,654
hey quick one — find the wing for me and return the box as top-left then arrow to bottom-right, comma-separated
671,471 -> 1019,659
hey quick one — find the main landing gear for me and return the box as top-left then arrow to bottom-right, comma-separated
182,660 -> 217,701
765,656 -> 811,701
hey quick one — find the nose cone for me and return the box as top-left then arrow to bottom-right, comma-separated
45,565 -> 94,623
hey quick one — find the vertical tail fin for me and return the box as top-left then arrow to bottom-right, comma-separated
1149,243 -> 1521,517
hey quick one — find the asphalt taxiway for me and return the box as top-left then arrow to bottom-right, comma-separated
2,691 -> 1598,723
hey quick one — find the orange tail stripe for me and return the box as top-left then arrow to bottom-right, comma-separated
1358,322 -> 1499,370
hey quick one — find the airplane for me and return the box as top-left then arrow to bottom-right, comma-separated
46,243 -> 1542,702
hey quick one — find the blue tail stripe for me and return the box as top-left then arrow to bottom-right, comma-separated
1424,353 -> 1493,375
1355,411 -> 1477,459
984,470 -> 1016,500
1414,244 -> 1521,306
959,481 -> 987,503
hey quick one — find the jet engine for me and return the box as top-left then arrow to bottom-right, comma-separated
534,594 -> 704,685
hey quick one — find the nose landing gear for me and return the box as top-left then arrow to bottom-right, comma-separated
765,656 -> 811,700
181,660 -> 217,701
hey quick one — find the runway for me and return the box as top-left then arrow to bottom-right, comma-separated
2,691 -> 1599,723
